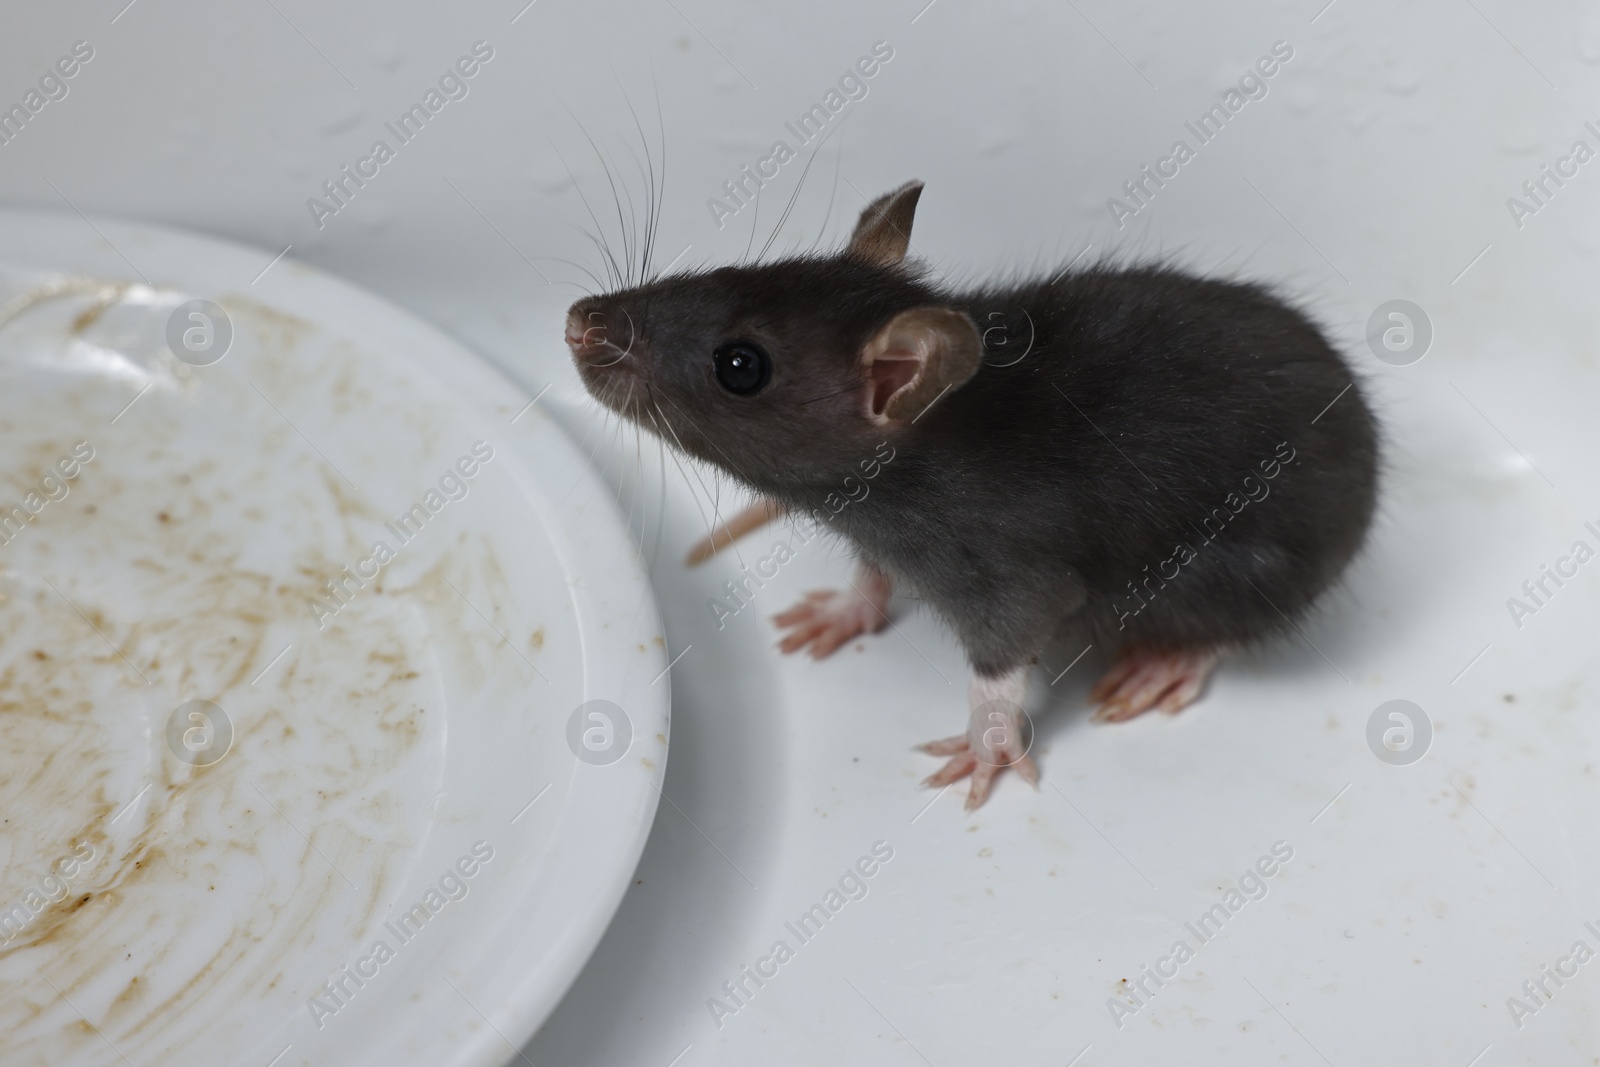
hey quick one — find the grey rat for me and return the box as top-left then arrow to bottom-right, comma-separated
566,180 -> 1378,809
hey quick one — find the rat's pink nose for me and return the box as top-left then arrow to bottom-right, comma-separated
565,308 -> 617,362
564,309 -> 591,351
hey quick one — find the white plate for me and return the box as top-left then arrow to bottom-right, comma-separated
0,211 -> 668,1067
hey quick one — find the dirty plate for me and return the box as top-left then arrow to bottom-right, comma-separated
0,211 -> 667,1067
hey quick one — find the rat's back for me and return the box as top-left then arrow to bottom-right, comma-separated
900,264 -> 1379,652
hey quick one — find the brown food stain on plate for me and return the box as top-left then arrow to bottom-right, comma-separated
0,278 -> 502,1064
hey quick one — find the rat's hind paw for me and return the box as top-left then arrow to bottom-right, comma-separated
771,564 -> 891,659
917,734 -> 1038,810
1090,646 -> 1220,723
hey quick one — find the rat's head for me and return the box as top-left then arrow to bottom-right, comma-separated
565,180 -> 982,491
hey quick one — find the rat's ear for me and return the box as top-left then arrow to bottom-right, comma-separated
846,180 -> 924,267
859,307 -> 982,425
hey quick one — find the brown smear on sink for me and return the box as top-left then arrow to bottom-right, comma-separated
0,284 -> 501,1064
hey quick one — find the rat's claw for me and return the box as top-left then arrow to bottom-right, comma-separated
1088,654 -> 1143,704
964,752 -> 1039,809
1090,647 -> 1220,723
771,566 -> 892,660
1154,666 -> 1211,715
917,736 -> 1037,809
966,760 -> 1001,807
1092,699 -> 1146,724
923,750 -> 977,788
915,734 -> 969,756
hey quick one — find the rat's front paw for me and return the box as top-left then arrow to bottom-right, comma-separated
917,731 -> 1038,811
772,589 -> 887,657
771,564 -> 892,659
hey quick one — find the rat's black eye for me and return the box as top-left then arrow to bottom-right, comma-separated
713,341 -> 771,397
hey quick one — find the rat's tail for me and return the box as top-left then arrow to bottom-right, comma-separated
684,498 -> 783,565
